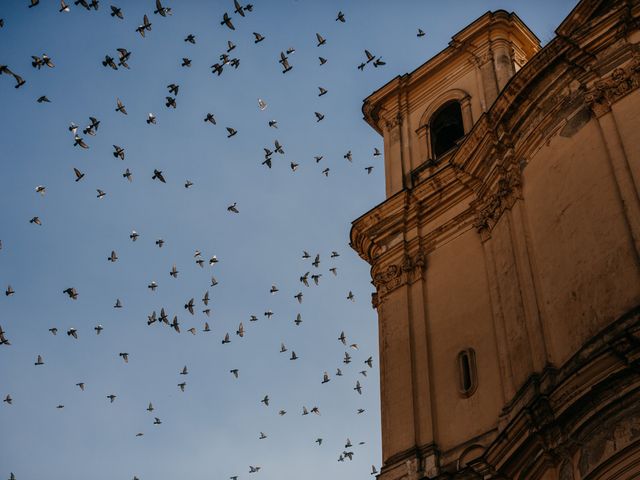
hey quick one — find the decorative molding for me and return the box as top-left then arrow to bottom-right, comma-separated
584,52 -> 640,116
371,248 -> 429,308
384,112 -> 403,131
472,154 -> 522,239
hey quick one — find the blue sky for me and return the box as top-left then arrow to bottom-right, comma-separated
0,1 -> 576,479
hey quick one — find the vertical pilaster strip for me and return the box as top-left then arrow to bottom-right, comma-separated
507,202 -> 548,372
481,239 -> 516,403
461,95 -> 474,134
595,109 -> 640,264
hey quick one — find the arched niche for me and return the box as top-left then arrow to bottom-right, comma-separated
416,89 -> 473,162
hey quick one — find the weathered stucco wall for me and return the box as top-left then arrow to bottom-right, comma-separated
522,115 -> 640,368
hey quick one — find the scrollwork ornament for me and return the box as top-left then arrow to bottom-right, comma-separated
584,54 -> 640,116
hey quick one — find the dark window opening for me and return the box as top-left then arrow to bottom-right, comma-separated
458,349 -> 477,396
430,101 -> 465,158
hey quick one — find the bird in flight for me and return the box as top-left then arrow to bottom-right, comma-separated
115,98 -> 127,115
0,65 -> 26,88
221,12 -> 234,30
153,0 -> 171,16
135,14 -> 152,37
152,169 -> 166,183
63,287 -> 78,299
110,5 -> 123,19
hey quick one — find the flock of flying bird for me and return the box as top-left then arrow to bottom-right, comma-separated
0,1 -> 430,479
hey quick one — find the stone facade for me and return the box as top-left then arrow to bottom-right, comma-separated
351,1 -> 640,479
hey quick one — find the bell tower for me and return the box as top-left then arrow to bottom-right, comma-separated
362,10 -> 539,198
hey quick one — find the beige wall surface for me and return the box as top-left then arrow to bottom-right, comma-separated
522,117 -> 640,367
425,230 -> 502,451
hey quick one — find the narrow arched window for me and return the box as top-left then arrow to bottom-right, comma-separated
457,348 -> 477,397
430,101 -> 465,158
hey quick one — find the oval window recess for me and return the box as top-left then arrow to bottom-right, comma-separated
458,348 -> 478,397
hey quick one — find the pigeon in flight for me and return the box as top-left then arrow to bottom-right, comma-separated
153,0 -> 171,16
74,136 -> 89,149
234,0 -> 253,16
136,14 -> 152,37
0,65 -> 26,88
152,169 -> 166,183
354,381 -> 362,394
109,5 -> 123,18
221,12 -> 234,30
184,298 -> 195,314
115,98 -> 127,115
63,287 -> 78,299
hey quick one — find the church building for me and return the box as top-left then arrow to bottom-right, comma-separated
351,0 -> 640,478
